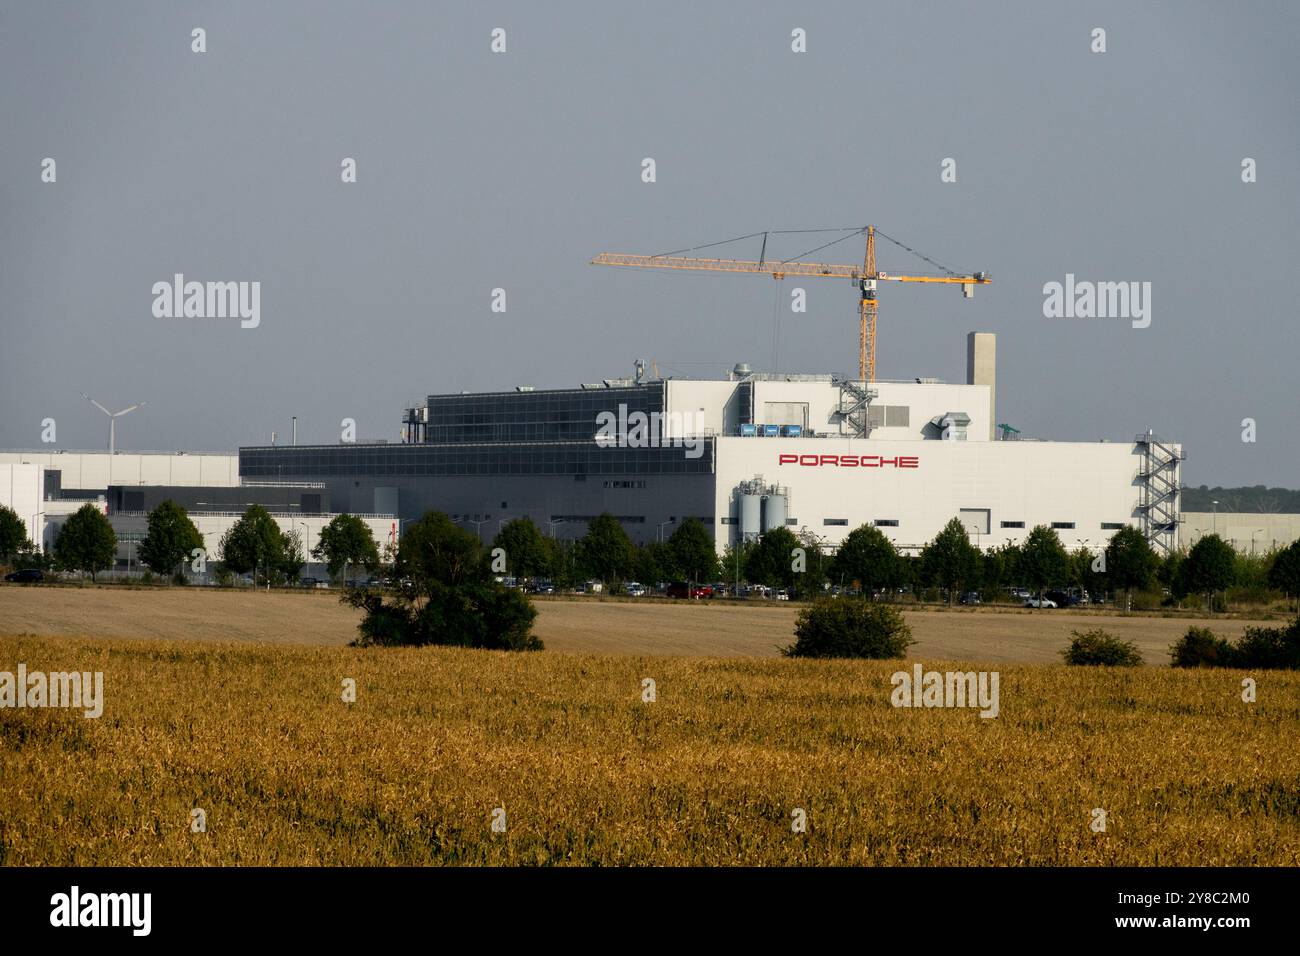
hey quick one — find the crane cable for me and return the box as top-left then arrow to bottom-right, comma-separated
652,226 -> 966,276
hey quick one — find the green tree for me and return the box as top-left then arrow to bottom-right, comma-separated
1158,550 -> 1185,601
721,539 -> 755,590
744,526 -> 802,589
668,518 -> 719,583
138,500 -> 204,579
489,517 -> 550,580
0,505 -> 27,563
1104,525 -> 1158,610
1267,541 -> 1300,606
831,524 -> 900,596
982,543 -> 1019,598
313,513 -> 381,584
543,536 -> 581,588
635,540 -> 678,586
344,510 -> 540,650
397,511 -> 486,588
53,503 -> 117,581
219,505 -> 286,588
1179,534 -> 1237,612
280,529 -> 305,584
920,517 -> 981,604
1019,525 -> 1068,606
576,513 -> 636,586
793,533 -> 831,597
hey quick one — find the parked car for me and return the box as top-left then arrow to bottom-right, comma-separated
298,577 -> 319,588
773,588 -> 790,601
1010,588 -> 1031,599
1045,589 -> 1089,607
666,582 -> 713,599
4,568 -> 44,583
1024,596 -> 1058,608
624,581 -> 647,597
958,591 -> 981,605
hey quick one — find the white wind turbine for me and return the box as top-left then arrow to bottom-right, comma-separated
81,393 -> 146,454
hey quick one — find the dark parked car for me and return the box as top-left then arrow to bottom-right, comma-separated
958,591 -> 981,605
1045,589 -> 1086,607
4,569 -> 44,583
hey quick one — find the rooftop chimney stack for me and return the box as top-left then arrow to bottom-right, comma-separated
966,332 -> 996,440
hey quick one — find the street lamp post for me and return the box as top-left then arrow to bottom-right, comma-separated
1212,500 -> 1219,537
465,518 -> 489,543
546,518 -> 566,538
1251,529 -> 1264,555
298,521 -> 309,579
657,519 -> 674,542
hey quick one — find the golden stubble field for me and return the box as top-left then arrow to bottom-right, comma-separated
0,585 -> 1271,663
2,633 -> 1298,866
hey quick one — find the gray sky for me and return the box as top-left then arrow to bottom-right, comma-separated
2,1 -> 1297,486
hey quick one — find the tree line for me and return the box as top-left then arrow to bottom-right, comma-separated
5,502 -> 1300,612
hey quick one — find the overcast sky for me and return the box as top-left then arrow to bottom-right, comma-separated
2,1 -> 1297,486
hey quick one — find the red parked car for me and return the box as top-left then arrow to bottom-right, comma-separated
666,582 -> 713,599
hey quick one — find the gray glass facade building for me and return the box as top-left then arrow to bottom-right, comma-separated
238,381 -> 716,542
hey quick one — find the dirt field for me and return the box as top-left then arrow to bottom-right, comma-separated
0,585 -> 1271,664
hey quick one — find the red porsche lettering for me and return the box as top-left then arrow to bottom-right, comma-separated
775,454 -> 919,470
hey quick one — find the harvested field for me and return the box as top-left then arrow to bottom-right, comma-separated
0,585 -> 1272,664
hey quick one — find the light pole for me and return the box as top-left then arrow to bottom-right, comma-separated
657,519 -> 674,542
465,518 -> 489,543
546,518 -> 566,538
1251,529 -> 1264,555
1212,500 -> 1219,537
297,521 -> 309,579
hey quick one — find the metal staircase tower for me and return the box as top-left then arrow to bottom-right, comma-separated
1134,431 -> 1183,555
835,379 -> 878,439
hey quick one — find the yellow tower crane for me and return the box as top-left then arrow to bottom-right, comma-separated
592,225 -> 990,383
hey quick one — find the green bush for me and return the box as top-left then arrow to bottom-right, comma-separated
783,598 -> 914,659
1128,589 -> 1167,611
1168,618 -> 1300,670
1061,629 -> 1143,666
1225,585 -> 1281,607
1170,626 -> 1237,668
347,580 -> 541,650
1233,620 -> 1300,670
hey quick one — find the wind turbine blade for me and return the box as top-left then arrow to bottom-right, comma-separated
114,403 -> 144,416
82,394 -> 112,416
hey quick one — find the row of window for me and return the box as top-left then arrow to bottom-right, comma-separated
823,518 -> 899,527
241,442 -> 713,478
424,388 -> 663,445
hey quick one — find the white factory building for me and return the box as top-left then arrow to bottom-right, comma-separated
0,451 -> 395,577
238,333 -> 1185,558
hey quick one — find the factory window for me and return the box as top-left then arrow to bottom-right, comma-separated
501,501 -> 507,508
720,517 -> 735,525
1100,522 -> 1125,530
786,518 -> 797,525
1051,522 -> 1076,530
1000,521 -> 1025,529
875,519 -> 899,527
824,518 -> 848,526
